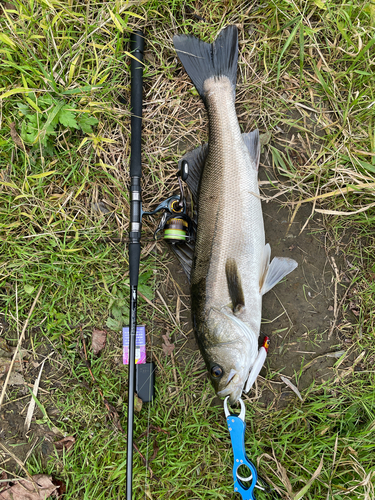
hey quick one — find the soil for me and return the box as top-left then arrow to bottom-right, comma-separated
0,337 -> 62,473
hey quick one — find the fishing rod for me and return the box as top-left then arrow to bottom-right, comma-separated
126,29 -> 144,500
125,29 -> 191,499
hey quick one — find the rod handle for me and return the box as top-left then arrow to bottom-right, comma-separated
130,30 -> 144,178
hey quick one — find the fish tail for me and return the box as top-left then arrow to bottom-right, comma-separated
173,25 -> 238,106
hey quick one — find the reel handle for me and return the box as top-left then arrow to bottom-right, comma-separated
178,160 -> 189,182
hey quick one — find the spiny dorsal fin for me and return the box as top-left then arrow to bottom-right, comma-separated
225,258 -> 245,312
180,130 -> 259,207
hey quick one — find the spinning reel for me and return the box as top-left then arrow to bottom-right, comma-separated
143,160 -> 194,244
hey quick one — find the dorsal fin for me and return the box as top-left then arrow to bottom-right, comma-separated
225,258 -> 245,312
178,143 -> 208,207
242,129 -> 260,170
172,144 -> 207,282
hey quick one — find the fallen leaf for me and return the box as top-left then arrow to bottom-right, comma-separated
9,122 -> 26,152
54,435 -> 75,452
91,202 -> 110,215
0,339 -> 12,357
349,301 -> 360,317
1,2 -> 15,12
51,426 -> 64,436
24,360 -> 45,433
51,478 -> 66,498
326,350 -> 345,359
24,284 -> 35,295
134,393 -> 143,412
150,437 -> 159,462
0,474 -> 57,499
7,372 -> 25,386
144,484 -> 153,500
292,455 -> 324,500
0,358 -> 11,376
91,329 -> 107,355
259,130 -> 272,147
162,335 -> 175,356
312,0 -> 326,10
279,462 -> 294,496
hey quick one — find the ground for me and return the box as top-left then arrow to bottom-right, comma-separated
0,1 -> 375,499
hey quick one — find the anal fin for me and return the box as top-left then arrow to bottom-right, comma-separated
225,258 -> 245,312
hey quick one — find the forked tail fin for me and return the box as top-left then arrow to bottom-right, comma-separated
173,25 -> 238,107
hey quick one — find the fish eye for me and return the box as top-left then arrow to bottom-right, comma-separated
211,365 -> 223,378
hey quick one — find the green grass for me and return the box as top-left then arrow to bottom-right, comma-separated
0,0 -> 375,499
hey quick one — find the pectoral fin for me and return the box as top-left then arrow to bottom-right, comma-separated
260,249 -> 298,295
259,243 -> 271,292
225,258 -> 245,312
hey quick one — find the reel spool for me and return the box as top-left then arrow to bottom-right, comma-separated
143,160 -> 194,244
162,203 -> 190,243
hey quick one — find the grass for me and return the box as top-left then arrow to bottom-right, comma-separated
0,0 -> 375,499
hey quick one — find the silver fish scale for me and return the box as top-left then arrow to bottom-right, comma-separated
191,77 -> 265,338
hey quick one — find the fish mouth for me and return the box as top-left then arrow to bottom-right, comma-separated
227,384 -> 243,405
217,374 -> 244,404
217,366 -> 254,403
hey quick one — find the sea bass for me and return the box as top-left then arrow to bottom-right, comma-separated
173,26 -> 297,404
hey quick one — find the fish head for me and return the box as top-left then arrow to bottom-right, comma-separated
203,307 -> 259,405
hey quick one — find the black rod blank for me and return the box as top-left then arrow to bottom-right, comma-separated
126,29 -> 144,500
